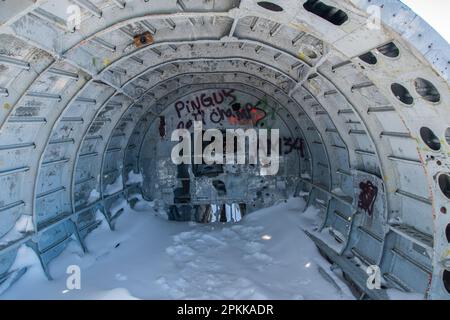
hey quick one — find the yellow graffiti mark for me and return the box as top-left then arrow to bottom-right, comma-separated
3,103 -> 11,110
103,58 -> 111,66
298,52 -> 306,60
288,22 -> 308,33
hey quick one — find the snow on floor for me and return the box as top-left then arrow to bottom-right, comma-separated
1,198 -> 355,300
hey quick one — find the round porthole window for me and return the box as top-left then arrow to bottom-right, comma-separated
444,270 -> 450,294
377,42 -> 400,58
391,83 -> 413,105
257,1 -> 283,12
359,52 -> 377,65
438,173 -> 450,200
420,127 -> 441,151
414,78 -> 441,103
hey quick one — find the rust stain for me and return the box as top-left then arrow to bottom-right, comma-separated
133,32 -> 154,48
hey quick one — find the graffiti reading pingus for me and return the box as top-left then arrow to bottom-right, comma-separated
173,89 -> 269,128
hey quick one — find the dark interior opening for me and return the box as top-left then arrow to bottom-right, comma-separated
303,0 -> 349,26
377,42 -> 400,58
391,83 -> 414,105
257,1 -> 283,12
359,52 -> 378,65
414,78 -> 441,103
438,174 -> 450,199
420,127 -> 441,151
444,270 -> 450,294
